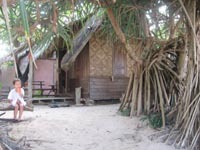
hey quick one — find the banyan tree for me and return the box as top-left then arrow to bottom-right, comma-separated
0,0 -> 200,149
105,0 -> 200,149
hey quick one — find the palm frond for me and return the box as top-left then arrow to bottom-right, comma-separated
33,31 -> 55,59
2,0 -> 18,77
19,0 -> 37,68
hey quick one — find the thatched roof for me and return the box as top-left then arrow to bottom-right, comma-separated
0,11 -> 103,66
0,32 -> 55,63
61,11 -> 103,71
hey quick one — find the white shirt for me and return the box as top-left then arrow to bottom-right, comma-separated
8,88 -> 26,106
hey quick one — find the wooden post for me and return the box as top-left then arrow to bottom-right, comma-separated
28,58 -> 33,99
75,87 -> 82,105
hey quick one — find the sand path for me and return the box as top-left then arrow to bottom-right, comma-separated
3,104 -> 178,150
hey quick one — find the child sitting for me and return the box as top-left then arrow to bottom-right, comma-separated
8,78 -> 26,121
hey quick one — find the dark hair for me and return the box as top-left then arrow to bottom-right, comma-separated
13,78 -> 21,85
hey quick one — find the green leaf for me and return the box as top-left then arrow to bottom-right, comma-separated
19,0 -> 30,36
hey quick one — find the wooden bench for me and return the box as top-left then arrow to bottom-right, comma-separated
0,86 -> 33,111
0,86 -> 11,100
0,99 -> 34,111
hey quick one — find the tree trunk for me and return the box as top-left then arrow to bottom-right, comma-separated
105,7 -> 141,64
28,56 -> 33,99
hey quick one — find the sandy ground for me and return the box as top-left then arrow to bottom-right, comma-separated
2,104 -> 178,150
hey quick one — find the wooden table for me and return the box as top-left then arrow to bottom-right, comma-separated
47,85 -> 57,96
32,84 -> 57,97
32,81 -> 45,89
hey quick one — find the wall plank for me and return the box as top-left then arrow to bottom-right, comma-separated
89,76 -> 129,100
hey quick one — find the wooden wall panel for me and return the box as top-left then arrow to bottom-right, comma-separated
89,77 -> 129,100
79,78 -> 89,98
75,43 -> 89,79
68,43 -> 90,98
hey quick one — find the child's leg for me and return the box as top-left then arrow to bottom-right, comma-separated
18,103 -> 24,120
14,104 -> 19,120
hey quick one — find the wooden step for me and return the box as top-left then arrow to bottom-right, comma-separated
27,97 -> 74,104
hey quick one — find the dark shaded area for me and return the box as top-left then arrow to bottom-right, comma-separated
17,64 -> 29,86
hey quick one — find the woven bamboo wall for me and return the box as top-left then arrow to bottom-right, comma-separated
89,36 -> 113,77
89,35 -> 132,77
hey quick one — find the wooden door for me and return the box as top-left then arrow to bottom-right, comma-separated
113,45 -> 127,76
58,48 -> 67,93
